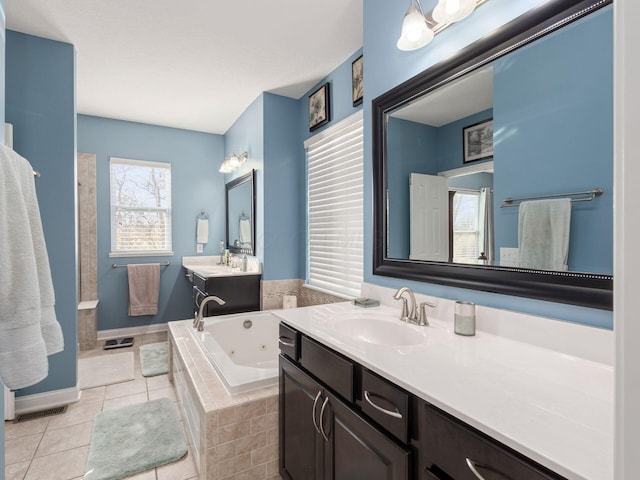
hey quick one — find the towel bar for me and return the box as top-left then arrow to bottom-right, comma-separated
112,262 -> 170,268
500,188 -> 603,208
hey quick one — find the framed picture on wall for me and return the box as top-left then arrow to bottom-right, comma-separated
352,55 -> 363,107
309,83 -> 330,132
463,119 -> 494,162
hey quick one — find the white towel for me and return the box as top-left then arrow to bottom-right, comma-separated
239,217 -> 251,245
0,145 -> 64,390
196,218 -> 208,244
127,264 -> 160,316
518,198 -> 571,271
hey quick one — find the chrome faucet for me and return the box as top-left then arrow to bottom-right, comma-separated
194,295 -> 226,331
393,287 -> 417,323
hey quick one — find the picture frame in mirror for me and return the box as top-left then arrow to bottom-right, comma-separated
463,118 -> 493,163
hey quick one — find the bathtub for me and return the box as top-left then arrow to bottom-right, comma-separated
189,311 -> 280,395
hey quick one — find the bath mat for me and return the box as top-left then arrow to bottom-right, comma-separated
84,398 -> 187,480
78,352 -> 134,389
139,341 -> 169,377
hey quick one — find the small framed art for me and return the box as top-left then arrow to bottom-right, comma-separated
309,83 -> 330,132
463,119 -> 493,162
352,55 -> 363,107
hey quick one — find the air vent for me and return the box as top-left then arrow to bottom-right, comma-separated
15,405 -> 67,422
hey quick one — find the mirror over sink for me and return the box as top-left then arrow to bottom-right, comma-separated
373,0 -> 613,310
225,169 -> 256,256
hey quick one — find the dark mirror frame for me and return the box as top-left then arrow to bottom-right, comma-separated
225,169 -> 256,256
372,0 -> 613,310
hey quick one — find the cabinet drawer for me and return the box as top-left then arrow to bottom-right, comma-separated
421,403 -> 563,480
300,335 -> 353,402
360,368 -> 409,443
279,323 -> 299,361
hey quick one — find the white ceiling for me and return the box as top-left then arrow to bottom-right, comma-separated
391,66 -> 493,127
6,0 -> 363,134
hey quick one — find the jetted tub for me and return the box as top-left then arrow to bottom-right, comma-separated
189,311 -> 280,395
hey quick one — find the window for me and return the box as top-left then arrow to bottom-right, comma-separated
451,190 -> 480,263
110,157 -> 172,256
305,111 -> 363,299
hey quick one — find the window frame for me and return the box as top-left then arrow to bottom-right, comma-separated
109,157 -> 174,257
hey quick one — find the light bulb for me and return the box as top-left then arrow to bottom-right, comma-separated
397,3 -> 434,51
433,0 -> 476,24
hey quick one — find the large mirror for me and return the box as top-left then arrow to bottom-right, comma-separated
373,0 -> 613,310
226,169 -> 255,256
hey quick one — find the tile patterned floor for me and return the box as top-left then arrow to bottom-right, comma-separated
4,332 -> 199,480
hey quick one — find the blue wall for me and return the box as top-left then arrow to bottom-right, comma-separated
224,94 -> 265,262
6,30 -> 79,396
300,49 -> 364,143
363,1 -> 613,328
493,8 -> 613,273
437,109 -> 493,171
263,93 -> 304,280
77,115 -> 225,331
387,117 -> 437,258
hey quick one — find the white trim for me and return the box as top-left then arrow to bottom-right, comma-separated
439,160 -> 494,178
110,156 -> 171,170
78,300 -> 99,310
97,323 -> 168,341
109,251 -> 174,258
303,110 -> 363,149
15,386 -> 80,415
615,1 -> 640,478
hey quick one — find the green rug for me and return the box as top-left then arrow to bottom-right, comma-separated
139,341 -> 169,377
85,398 -> 187,480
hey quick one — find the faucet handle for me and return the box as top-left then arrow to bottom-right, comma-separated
399,297 -> 409,321
418,302 -> 437,326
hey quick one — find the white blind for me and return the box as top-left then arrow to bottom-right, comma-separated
305,112 -> 363,299
110,157 -> 173,255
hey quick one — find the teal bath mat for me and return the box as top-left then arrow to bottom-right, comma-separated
139,341 -> 169,377
84,398 -> 187,480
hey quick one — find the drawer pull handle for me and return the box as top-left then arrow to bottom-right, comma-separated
465,458 -> 513,480
279,336 -> 296,347
319,397 -> 330,442
312,390 -> 322,434
364,391 -> 403,419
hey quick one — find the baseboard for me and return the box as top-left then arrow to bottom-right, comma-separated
15,386 -> 81,415
97,323 -> 168,341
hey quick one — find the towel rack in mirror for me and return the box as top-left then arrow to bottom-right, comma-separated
500,188 -> 603,208
112,262 -> 170,268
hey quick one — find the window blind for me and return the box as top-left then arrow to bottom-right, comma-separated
110,157 -> 173,256
305,112 -> 363,299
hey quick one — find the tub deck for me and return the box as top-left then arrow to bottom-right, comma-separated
169,319 -> 280,480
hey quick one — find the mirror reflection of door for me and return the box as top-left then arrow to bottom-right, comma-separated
409,173 -> 448,261
410,171 -> 494,264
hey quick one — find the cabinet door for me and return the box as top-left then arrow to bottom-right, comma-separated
323,391 -> 411,480
280,355 -> 324,480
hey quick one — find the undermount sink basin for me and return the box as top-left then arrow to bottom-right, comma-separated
333,318 -> 426,346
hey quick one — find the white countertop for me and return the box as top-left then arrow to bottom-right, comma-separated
182,255 -> 261,278
273,302 -> 613,480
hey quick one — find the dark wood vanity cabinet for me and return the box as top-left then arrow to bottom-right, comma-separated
192,272 -> 260,316
420,403 -> 565,480
279,322 -> 566,480
280,355 -> 411,480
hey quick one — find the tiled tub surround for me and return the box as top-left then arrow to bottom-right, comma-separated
275,286 -> 614,480
169,320 -> 280,480
262,279 -> 344,310
78,300 -> 98,351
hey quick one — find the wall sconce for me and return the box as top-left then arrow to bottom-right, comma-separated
397,0 -> 487,51
219,152 -> 248,173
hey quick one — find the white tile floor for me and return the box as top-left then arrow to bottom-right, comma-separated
4,332 -> 199,480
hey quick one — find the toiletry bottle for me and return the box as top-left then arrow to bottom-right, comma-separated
242,255 -> 248,272
219,241 -> 225,265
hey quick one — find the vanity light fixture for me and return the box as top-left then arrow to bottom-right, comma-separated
219,151 -> 248,174
397,0 -> 486,51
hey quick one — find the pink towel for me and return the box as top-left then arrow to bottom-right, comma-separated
127,264 -> 160,316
